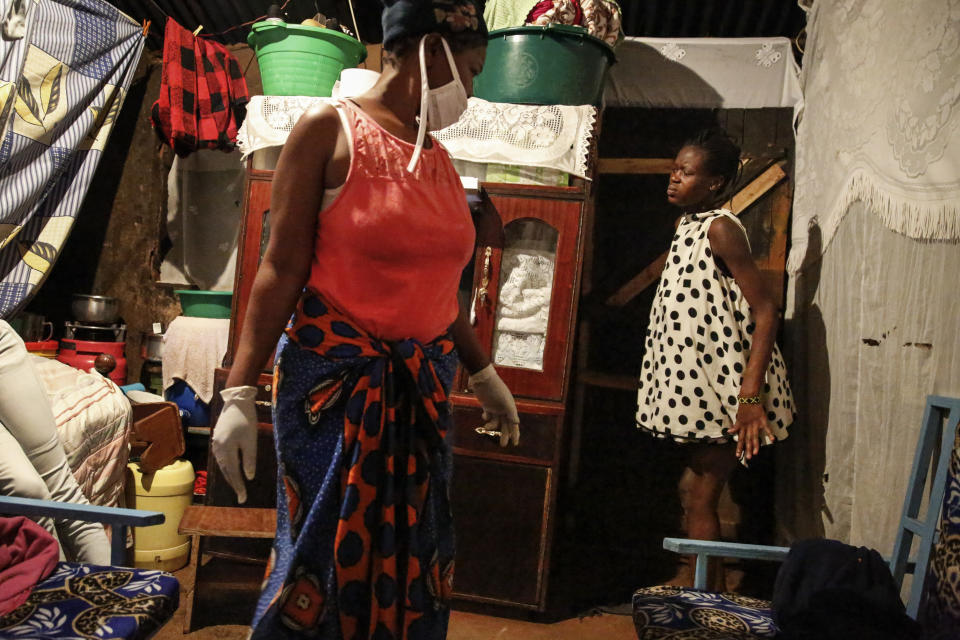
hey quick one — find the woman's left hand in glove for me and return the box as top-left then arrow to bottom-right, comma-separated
467,364 -> 520,447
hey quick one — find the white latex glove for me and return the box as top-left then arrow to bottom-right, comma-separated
211,385 -> 258,504
467,364 -> 520,447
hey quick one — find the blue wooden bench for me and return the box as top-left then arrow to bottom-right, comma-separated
0,496 -> 179,640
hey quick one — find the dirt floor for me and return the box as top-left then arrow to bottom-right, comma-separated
154,562 -> 637,640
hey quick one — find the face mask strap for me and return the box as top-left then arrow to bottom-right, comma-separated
439,36 -> 463,91
406,34 -> 431,173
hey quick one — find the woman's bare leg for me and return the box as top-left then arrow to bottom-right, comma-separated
666,442 -> 738,588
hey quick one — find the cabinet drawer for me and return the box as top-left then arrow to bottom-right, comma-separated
450,398 -> 561,463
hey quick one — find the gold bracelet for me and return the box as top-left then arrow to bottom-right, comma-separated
737,394 -> 762,405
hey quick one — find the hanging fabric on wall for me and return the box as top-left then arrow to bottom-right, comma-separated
151,17 -> 249,156
0,0 -> 144,318
787,0 -> 960,273
604,37 -> 802,112
159,149 -> 242,291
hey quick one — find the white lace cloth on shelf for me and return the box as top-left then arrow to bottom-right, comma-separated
492,249 -> 555,370
237,95 -> 336,158
432,98 -> 597,179
604,37 -> 802,116
238,96 -> 596,178
787,0 -> 960,272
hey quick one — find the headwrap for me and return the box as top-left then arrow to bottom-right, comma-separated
382,0 -> 487,49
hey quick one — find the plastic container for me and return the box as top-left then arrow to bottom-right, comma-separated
248,21 -> 367,97
126,459 -> 195,572
175,290 -> 232,319
165,379 -> 211,427
474,24 -> 616,105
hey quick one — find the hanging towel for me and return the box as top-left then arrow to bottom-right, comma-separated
160,316 -> 230,404
151,18 -> 249,156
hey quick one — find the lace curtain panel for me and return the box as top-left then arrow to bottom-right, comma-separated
604,37 -> 802,112
787,0 -> 960,273
239,96 -> 598,179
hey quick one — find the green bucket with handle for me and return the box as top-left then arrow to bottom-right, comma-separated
248,21 -> 367,97
474,24 -> 616,105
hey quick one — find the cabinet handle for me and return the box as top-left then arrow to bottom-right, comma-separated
472,246 -> 493,324
474,426 -> 501,439
255,400 -> 272,408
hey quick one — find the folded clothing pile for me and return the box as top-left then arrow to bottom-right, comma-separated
484,0 -> 622,46
151,17 -> 250,156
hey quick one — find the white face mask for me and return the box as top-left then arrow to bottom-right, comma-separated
406,35 -> 468,173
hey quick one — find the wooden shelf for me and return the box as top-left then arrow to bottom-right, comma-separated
576,370 -> 637,391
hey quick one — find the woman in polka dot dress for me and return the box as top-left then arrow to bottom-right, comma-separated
636,128 -> 794,586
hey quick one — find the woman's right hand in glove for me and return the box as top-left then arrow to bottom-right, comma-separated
211,385 -> 258,504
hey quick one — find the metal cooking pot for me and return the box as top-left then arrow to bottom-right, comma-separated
71,294 -> 119,324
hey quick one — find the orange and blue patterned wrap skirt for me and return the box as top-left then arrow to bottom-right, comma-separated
250,289 -> 457,640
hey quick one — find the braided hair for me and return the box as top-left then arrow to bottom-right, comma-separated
683,128 -> 742,201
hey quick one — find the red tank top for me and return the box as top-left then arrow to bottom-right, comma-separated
299,101 -> 475,343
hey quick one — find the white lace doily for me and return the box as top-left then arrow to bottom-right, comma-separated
491,248 -> 556,371
788,0 -> 960,272
239,95 -> 597,179
237,95 -> 335,159
433,98 -> 597,179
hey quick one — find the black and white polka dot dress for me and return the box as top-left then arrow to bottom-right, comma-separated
636,209 -> 793,444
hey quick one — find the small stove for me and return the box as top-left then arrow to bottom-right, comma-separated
58,320 -> 128,385
63,321 -> 126,342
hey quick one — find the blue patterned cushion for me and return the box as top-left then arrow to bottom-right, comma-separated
0,562 -> 178,639
633,585 -> 779,639
919,428 -> 960,639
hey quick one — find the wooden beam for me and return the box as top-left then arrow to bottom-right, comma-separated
598,158 -> 673,174
606,250 -> 669,307
605,160 -> 789,307
724,160 -> 787,213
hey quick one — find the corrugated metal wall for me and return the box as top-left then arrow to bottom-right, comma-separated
108,0 -> 804,49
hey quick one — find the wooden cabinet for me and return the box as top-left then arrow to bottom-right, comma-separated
449,183 -> 592,611
226,170 -> 273,370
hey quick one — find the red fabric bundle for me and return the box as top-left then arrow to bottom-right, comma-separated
151,18 -> 249,156
526,0 -> 584,26
0,516 -> 59,616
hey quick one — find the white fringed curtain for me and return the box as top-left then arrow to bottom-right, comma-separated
779,0 -> 960,551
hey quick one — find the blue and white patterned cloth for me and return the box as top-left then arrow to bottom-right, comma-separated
0,561 -> 179,639
0,0 -> 143,317
633,585 -> 779,639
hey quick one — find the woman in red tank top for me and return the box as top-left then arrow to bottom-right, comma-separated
211,3 -> 520,639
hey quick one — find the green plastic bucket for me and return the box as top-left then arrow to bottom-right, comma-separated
474,24 -> 615,105
175,290 -> 233,319
248,21 -> 367,97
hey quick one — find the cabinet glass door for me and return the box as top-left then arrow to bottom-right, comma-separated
491,220 -> 559,371
479,195 -> 583,401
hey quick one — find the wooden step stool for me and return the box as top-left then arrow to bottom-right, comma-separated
178,505 -> 277,632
